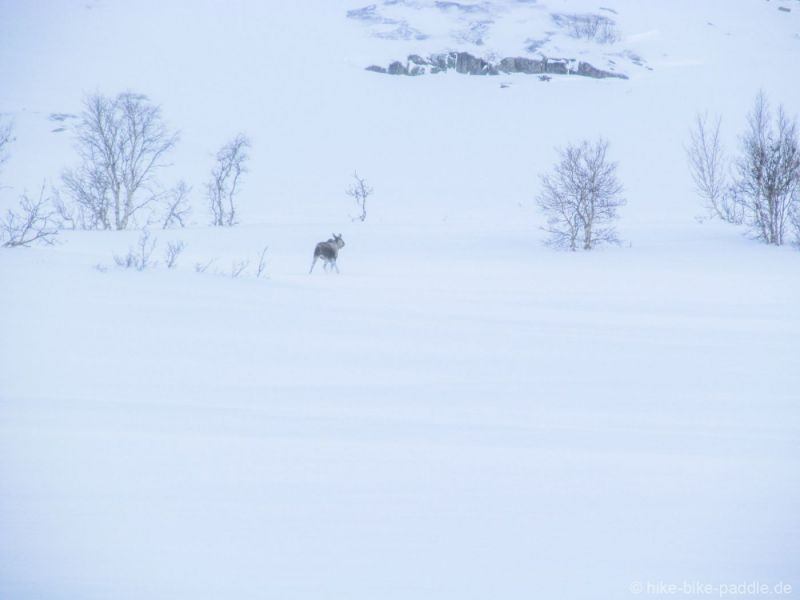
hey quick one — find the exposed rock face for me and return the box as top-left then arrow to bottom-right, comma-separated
576,61 -> 618,78
498,57 -> 544,74
454,52 -> 497,75
429,53 -> 456,71
387,61 -> 408,75
365,51 -> 628,80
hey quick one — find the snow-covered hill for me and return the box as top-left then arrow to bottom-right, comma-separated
1,1 -> 799,599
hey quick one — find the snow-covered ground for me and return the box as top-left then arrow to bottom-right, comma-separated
1,1 -> 799,598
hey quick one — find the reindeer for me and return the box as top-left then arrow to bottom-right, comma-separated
309,233 -> 345,274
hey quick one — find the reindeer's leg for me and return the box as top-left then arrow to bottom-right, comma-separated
309,255 -> 318,274
333,260 -> 340,274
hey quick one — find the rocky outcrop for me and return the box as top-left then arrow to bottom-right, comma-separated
366,51 -> 627,80
387,61 -> 407,75
575,61 -> 617,78
498,57 -> 543,74
454,52 -> 497,75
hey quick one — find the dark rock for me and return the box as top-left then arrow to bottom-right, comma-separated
49,112 -> 78,122
366,52 -> 629,80
387,61 -> 408,75
428,53 -> 448,71
525,36 -> 550,53
435,1 -> 487,13
347,5 -> 380,22
498,56 -> 544,74
544,59 -> 569,75
455,52 -> 492,75
575,61 -> 628,79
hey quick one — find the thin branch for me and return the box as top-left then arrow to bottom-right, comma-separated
1,184 -> 59,248
256,245 -> 269,278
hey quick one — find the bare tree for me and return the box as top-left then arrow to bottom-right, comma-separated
346,171 -> 373,222
164,240 -> 186,268
731,92 -> 800,245
62,92 -> 178,230
686,112 -> 741,223
537,138 -> 625,250
162,180 -> 192,229
1,185 -> 59,248
208,135 -> 250,226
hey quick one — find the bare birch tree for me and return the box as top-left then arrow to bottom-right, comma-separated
686,112 -> 741,223
537,138 -> 625,250
62,92 -> 178,230
731,92 -> 800,245
162,180 -> 192,229
346,171 -> 373,222
208,135 -> 250,227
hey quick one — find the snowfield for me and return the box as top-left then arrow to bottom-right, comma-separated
1,1 -> 799,599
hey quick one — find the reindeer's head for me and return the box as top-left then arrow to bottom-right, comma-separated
332,233 -> 345,249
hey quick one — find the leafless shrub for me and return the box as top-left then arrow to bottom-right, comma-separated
686,113 -> 742,223
1,185 -> 59,248
230,259 -> 249,278
113,252 -> 136,269
537,138 -> 625,251
208,134 -> 250,227
552,13 -> 619,44
114,229 -> 157,270
162,180 -> 192,229
346,172 -> 373,222
731,92 -> 800,246
165,240 -> 185,269
194,258 -> 216,273
62,92 -> 178,230
256,245 -> 269,278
